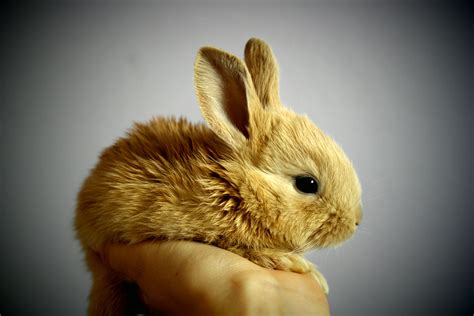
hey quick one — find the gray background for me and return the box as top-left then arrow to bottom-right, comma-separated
1,1 -> 472,315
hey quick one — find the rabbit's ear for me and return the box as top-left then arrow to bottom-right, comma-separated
244,38 -> 281,109
194,47 -> 258,148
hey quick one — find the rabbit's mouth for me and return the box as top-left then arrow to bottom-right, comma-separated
306,216 -> 357,249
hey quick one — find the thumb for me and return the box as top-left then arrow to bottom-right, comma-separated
99,242 -> 194,312
100,243 -> 146,282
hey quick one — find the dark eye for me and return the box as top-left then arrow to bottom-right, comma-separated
294,176 -> 319,194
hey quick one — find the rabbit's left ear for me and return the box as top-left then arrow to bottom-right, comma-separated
244,38 -> 281,109
194,47 -> 259,149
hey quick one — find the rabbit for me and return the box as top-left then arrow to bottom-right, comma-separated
75,38 -> 362,315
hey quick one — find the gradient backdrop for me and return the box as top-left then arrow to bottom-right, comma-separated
1,1 -> 472,315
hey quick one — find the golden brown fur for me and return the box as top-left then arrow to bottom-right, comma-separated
75,38 -> 362,315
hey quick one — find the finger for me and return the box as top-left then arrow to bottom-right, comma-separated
270,270 -> 330,313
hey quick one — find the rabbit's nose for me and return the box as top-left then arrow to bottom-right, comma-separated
355,205 -> 363,226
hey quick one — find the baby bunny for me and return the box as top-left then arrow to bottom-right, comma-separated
75,38 -> 362,315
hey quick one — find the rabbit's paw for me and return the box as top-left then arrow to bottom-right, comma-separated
310,268 -> 329,295
262,251 -> 329,294
229,248 -> 329,294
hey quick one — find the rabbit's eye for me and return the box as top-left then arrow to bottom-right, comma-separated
294,176 -> 319,194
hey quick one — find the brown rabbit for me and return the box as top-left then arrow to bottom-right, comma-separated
75,38 -> 362,315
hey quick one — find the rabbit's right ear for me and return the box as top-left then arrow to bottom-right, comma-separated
244,38 -> 281,109
194,47 -> 259,149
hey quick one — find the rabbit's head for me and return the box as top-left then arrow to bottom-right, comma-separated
194,38 -> 361,251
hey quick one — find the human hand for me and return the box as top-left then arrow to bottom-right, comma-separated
102,241 -> 330,315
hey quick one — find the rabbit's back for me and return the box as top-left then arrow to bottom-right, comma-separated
75,117 -> 233,251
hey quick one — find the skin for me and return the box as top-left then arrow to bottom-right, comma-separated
101,241 -> 330,315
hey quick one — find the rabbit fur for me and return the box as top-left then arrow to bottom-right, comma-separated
75,38 -> 362,315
